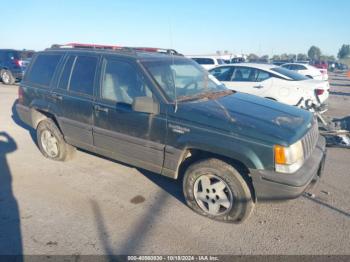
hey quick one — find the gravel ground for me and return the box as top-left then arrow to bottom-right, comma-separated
0,72 -> 349,255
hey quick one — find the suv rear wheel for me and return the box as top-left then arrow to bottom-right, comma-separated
1,70 -> 15,85
183,158 -> 254,223
37,119 -> 75,161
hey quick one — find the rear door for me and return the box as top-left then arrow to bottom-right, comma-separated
51,53 -> 99,148
92,56 -> 167,173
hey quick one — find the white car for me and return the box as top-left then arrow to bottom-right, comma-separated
189,56 -> 226,70
209,63 -> 329,111
281,63 -> 329,81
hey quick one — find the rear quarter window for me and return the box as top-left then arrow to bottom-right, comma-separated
25,54 -> 63,87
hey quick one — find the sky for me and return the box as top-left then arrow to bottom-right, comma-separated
1,0 -> 349,56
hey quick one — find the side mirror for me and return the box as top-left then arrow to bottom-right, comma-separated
132,96 -> 159,114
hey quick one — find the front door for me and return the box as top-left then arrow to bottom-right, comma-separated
93,56 -> 167,173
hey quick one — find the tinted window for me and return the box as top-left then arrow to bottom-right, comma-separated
192,58 -> 215,65
101,59 -> 152,104
271,67 -> 309,81
69,56 -> 97,95
26,54 -> 62,87
232,67 -> 258,82
217,59 -> 225,65
294,65 -> 307,70
58,56 -> 76,90
256,70 -> 271,81
209,67 -> 233,81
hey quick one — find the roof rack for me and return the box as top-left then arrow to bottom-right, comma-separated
49,43 -> 182,56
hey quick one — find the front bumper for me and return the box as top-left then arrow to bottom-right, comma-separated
250,136 -> 326,201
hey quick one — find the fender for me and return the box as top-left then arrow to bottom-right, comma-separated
162,131 -> 273,179
29,99 -> 63,129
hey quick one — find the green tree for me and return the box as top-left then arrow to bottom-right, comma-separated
247,53 -> 259,61
280,53 -> 289,60
261,55 -> 269,60
297,53 -> 308,61
337,44 -> 350,59
272,55 -> 281,61
308,46 -> 322,61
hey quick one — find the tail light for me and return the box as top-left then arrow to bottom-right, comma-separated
18,87 -> 24,104
315,89 -> 324,96
13,59 -> 23,67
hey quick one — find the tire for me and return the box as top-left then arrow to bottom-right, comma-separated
1,70 -> 15,85
183,158 -> 255,223
306,75 -> 313,79
36,118 -> 75,161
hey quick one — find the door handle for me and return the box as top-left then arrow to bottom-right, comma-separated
51,93 -> 63,101
94,105 -> 109,113
253,85 -> 264,89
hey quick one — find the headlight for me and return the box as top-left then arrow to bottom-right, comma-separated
274,140 -> 304,174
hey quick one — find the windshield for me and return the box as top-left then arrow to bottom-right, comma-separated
271,67 -> 309,81
142,58 -> 227,101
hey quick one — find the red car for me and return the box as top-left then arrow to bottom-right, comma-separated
312,61 -> 328,69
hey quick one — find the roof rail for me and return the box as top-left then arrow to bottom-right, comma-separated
49,43 -> 182,56
51,43 -> 123,50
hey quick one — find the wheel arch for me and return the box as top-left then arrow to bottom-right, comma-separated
177,148 -> 257,202
29,107 -> 61,131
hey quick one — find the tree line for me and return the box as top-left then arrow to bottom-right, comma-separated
247,44 -> 349,62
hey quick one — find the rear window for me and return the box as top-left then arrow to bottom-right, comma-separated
26,54 -> 63,87
192,58 -> 215,65
271,67 -> 309,81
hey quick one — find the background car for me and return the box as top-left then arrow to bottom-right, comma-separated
0,49 -> 34,85
209,63 -> 329,111
188,56 -> 226,70
281,63 -> 328,81
312,60 -> 328,69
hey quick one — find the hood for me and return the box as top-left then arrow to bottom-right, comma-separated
170,92 -> 313,146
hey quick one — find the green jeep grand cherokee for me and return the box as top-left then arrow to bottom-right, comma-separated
16,45 -> 326,223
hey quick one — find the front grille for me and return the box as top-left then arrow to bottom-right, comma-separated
301,119 -> 319,160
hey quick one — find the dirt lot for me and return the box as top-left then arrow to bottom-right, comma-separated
0,72 -> 349,255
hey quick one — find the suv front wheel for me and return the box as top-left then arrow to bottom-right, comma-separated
183,158 -> 255,223
37,119 -> 75,161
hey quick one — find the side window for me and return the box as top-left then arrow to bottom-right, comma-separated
232,67 -> 257,82
26,54 -> 63,87
295,65 -> 307,70
69,56 -> 97,96
58,56 -> 76,90
101,59 -> 152,104
210,67 -> 233,81
256,70 -> 271,82
192,58 -> 214,65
